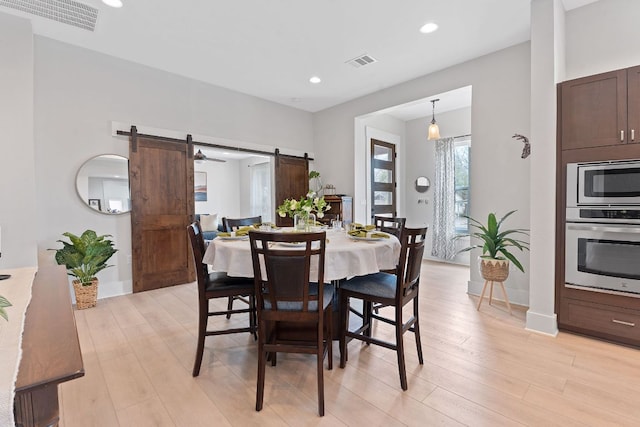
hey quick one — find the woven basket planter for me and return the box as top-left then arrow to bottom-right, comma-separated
479,258 -> 510,282
72,279 -> 98,309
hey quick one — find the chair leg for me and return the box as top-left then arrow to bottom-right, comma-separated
477,280 -> 490,310
226,296 -> 234,319
250,295 -> 257,340
326,306 -> 333,370
339,293 -> 348,369
317,322 -> 325,416
363,300 -> 372,342
395,305 -> 408,391
256,320 -> 266,412
413,296 -> 424,365
192,302 -> 208,377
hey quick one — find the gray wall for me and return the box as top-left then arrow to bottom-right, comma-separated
30,36 -> 313,298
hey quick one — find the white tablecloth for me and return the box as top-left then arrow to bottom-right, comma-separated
0,267 -> 36,427
203,229 -> 400,281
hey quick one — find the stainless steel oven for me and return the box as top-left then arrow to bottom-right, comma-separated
567,159 -> 640,206
565,207 -> 640,295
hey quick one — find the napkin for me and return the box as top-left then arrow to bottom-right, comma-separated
370,232 -> 390,239
217,232 -> 231,237
348,230 -> 367,238
234,227 -> 252,236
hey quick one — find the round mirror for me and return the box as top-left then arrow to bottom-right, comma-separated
76,154 -> 131,215
415,176 -> 430,193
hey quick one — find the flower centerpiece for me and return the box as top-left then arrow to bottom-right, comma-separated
277,191 -> 331,231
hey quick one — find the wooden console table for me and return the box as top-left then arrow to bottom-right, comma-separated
14,265 -> 84,427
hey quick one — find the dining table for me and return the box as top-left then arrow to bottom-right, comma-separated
202,227 -> 401,281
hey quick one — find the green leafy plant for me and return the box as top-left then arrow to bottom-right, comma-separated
53,230 -> 118,285
309,170 -> 321,179
456,210 -> 529,272
0,295 -> 11,321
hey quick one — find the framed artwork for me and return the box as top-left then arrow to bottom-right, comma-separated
88,199 -> 101,210
194,171 -> 207,201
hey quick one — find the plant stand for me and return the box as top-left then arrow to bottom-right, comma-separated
477,280 -> 512,315
478,258 -> 512,315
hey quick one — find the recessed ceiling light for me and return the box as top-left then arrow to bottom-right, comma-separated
102,0 -> 123,8
420,22 -> 438,34
309,76 -> 321,84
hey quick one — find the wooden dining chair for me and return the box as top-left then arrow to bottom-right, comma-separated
220,215 -> 262,318
373,215 -> 406,239
187,222 -> 256,377
223,215 -> 262,231
249,230 -> 333,416
339,226 -> 427,391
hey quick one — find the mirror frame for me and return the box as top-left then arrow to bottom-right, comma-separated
415,176 -> 430,193
76,154 -> 131,215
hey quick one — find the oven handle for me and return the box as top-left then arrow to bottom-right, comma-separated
567,223 -> 640,234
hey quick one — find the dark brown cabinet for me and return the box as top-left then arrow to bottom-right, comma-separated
322,195 -> 352,224
560,66 -> 640,150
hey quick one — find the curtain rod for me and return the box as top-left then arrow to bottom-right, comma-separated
117,129 -> 314,161
453,133 -> 472,140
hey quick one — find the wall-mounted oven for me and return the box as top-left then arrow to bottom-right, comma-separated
565,207 -> 640,295
567,159 -> 640,206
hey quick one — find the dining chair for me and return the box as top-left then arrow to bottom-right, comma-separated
249,230 -> 333,416
373,215 -> 406,239
223,215 -> 263,231
187,222 -> 257,377
221,215 -> 263,318
339,226 -> 427,391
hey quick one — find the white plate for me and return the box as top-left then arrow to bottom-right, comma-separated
217,235 -> 249,241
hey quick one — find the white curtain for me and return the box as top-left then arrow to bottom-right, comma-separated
431,137 -> 457,259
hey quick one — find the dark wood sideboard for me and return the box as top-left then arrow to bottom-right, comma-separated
14,265 -> 84,427
322,195 -> 353,224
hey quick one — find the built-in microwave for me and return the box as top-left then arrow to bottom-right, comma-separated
567,160 -> 640,207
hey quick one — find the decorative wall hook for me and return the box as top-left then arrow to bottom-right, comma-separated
512,133 -> 530,159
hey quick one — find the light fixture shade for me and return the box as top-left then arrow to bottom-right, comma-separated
428,123 -> 440,140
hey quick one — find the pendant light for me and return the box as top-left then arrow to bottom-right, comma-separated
428,98 -> 441,140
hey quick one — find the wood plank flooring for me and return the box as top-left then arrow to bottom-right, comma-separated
59,261 -> 640,426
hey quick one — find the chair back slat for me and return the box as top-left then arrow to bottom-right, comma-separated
223,216 -> 262,231
374,216 -> 406,239
395,227 -> 428,299
187,222 -> 209,291
249,231 -> 325,314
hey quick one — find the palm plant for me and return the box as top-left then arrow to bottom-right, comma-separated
456,210 -> 529,272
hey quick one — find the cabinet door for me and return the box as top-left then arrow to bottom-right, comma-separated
627,65 -> 640,144
561,69 -> 627,150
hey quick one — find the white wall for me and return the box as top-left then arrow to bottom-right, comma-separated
405,107 -> 472,265
31,36 -> 314,298
0,14 -> 37,269
315,43 -> 531,305
195,160 -> 241,219
565,0 -> 640,80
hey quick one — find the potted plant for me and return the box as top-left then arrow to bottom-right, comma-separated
456,210 -> 529,282
53,230 -> 117,309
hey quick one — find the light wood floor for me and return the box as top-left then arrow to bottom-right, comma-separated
59,261 -> 640,426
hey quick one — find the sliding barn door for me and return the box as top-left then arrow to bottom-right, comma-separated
274,153 -> 309,227
129,132 -> 195,292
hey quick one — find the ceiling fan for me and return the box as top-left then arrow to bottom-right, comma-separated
194,149 -> 226,163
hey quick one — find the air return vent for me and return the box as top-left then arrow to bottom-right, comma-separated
0,0 -> 98,31
345,54 -> 378,68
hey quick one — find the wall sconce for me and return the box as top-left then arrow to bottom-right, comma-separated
428,98 -> 441,140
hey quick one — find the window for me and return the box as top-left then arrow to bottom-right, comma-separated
454,140 -> 470,233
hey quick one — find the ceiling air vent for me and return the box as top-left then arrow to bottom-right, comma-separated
345,54 -> 377,68
0,0 -> 98,31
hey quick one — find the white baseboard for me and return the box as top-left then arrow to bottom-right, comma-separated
525,310 -> 559,336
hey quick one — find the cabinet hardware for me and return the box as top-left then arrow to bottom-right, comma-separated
621,130 -> 625,142
611,319 -> 635,327
632,129 -> 636,141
